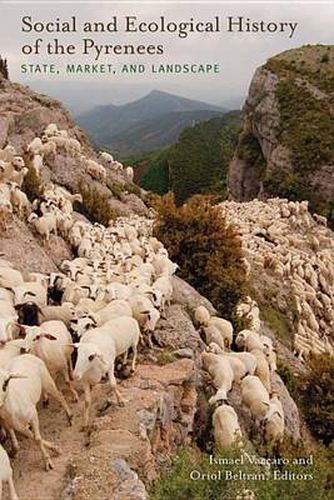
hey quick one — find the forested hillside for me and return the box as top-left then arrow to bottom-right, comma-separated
133,111 -> 241,203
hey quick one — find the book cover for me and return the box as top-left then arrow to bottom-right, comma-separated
0,1 -> 333,499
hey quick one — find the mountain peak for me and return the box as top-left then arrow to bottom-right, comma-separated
76,90 -> 225,153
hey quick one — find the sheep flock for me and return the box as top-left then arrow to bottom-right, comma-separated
220,199 -> 334,360
0,123 -> 332,498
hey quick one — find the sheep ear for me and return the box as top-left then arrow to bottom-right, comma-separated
42,333 -> 57,341
262,401 -> 270,406
273,410 -> 284,419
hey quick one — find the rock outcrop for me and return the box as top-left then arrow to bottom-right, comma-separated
228,45 -> 334,225
0,75 -> 93,157
0,73 -> 148,218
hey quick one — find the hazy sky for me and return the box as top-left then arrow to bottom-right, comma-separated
1,1 -> 333,113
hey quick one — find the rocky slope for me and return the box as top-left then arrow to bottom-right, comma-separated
228,45 -> 334,225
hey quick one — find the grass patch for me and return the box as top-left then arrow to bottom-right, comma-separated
261,305 -> 293,349
150,444 -> 333,500
155,347 -> 178,365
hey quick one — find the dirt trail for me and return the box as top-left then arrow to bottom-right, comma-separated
4,387 -> 91,500
2,357 -> 196,500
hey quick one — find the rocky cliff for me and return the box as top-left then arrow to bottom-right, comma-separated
228,44 -> 334,225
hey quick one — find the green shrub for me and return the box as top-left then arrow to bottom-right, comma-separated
299,354 -> 334,446
153,193 -> 248,322
321,53 -> 330,63
78,181 -> 115,225
123,182 -> 142,198
107,182 -> 124,200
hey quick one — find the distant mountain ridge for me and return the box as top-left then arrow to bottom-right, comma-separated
76,90 -> 226,156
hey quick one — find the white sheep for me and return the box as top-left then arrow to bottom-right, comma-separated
125,166 -> 134,183
0,354 -> 72,470
0,339 -> 26,369
86,160 -> 107,183
0,443 -> 19,500
208,317 -> 233,349
240,375 -> 270,422
0,268 -> 24,288
203,325 -> 226,351
9,184 -> 30,217
73,316 -> 140,427
0,300 -> 17,321
236,330 -> 264,351
250,348 -> 271,392
202,351 -> 234,404
152,275 -> 173,314
27,137 -> 43,155
44,123 -> 59,137
99,151 -> 114,167
28,213 -> 57,240
89,299 -> 133,327
207,342 -> 255,383
41,302 -> 76,326
12,282 -> 47,308
128,294 -> 160,347
262,393 -> 285,445
31,155 -> 43,175
0,319 -> 19,345
20,320 -> 78,401
194,305 -> 211,327
212,403 -> 242,449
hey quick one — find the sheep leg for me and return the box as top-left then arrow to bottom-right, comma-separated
9,429 -> 19,456
30,411 -> 54,471
146,331 -> 154,349
83,383 -> 91,429
0,480 -> 2,500
42,391 -> 49,407
40,439 -> 61,455
7,474 -> 19,500
64,367 -> 79,402
67,357 -> 74,381
107,367 -> 126,407
131,342 -> 138,373
122,350 -> 128,365
41,366 -> 73,425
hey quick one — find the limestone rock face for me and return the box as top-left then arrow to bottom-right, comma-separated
228,45 -> 334,222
